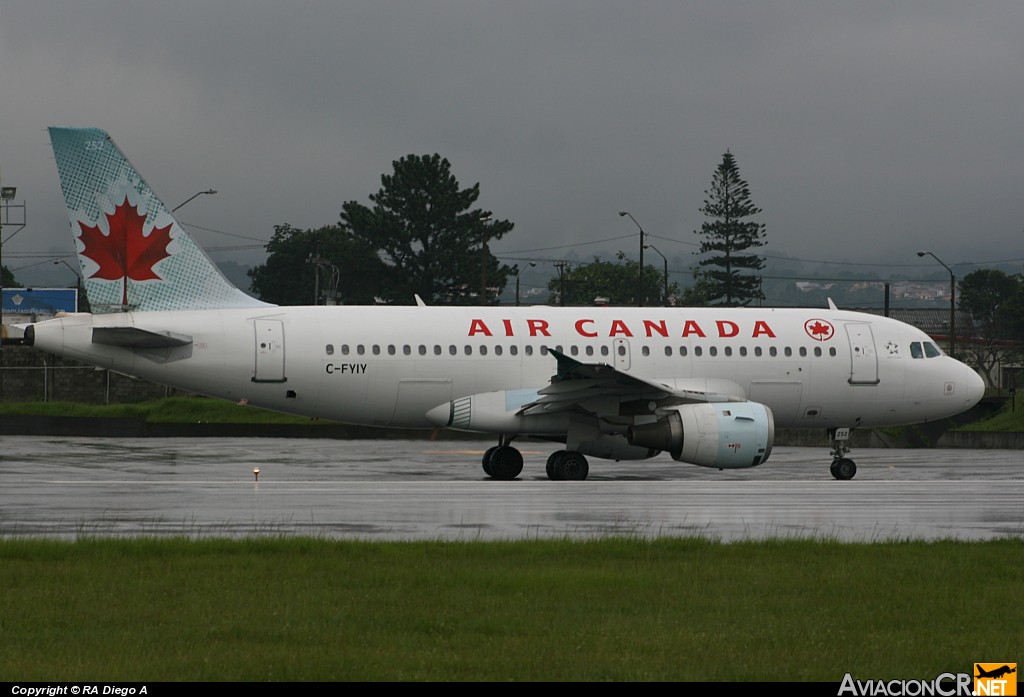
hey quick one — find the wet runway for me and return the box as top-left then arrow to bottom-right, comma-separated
1,436 -> 1022,541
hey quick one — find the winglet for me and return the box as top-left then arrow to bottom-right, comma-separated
48,127 -> 272,313
548,348 -> 584,381
827,297 -> 838,311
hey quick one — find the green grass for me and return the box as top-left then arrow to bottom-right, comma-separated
0,396 -> 325,424
955,397 -> 1024,432
1,537 -> 1020,681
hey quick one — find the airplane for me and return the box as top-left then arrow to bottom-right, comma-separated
975,665 -> 1016,680
23,127 -> 986,481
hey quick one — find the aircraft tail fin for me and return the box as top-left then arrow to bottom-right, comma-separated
48,127 -> 271,313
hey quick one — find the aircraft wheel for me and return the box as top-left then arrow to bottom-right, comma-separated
546,451 -> 565,480
833,458 -> 857,481
482,446 -> 500,477
559,452 -> 589,481
488,446 -> 523,480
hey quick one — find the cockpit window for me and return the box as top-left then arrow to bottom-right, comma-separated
910,342 -> 923,359
923,342 -> 941,358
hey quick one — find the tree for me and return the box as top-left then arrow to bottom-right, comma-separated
695,150 -> 766,306
340,154 -> 513,305
1,265 -> 17,287
547,252 -> 680,306
248,224 -> 383,305
957,269 -> 1024,386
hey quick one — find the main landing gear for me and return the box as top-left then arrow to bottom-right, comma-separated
829,427 -> 857,480
481,440 -> 524,481
481,439 -> 591,481
545,450 -> 590,481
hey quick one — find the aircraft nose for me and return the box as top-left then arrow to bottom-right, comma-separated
964,366 -> 985,408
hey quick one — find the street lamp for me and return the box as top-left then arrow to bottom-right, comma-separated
917,250 -> 956,358
171,189 -> 217,212
514,262 -> 536,306
479,214 -> 492,304
53,259 -> 84,312
644,244 -> 668,307
619,210 -> 645,306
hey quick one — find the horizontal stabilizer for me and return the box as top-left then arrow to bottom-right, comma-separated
92,327 -> 193,348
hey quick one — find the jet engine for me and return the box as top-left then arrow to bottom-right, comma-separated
627,402 -> 774,469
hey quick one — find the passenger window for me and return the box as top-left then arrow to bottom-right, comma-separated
525,346 -> 534,356
449,345 -> 457,356
642,346 -> 650,357
784,347 -> 793,357
540,346 -> 549,356
510,345 -> 518,356
754,347 -> 762,357
709,346 -> 717,357
769,347 -> 777,357
387,345 -> 396,355
665,347 -> 673,357
464,345 -> 472,355
434,345 -> 442,355
585,346 -> 594,356
418,345 -> 426,356
814,347 -> 822,357
694,346 -> 703,357
829,347 -> 837,357
325,344 -> 334,356
480,345 -> 488,356
495,345 -> 503,356
739,347 -> 747,357
357,345 -> 365,355
799,347 -> 807,357
724,347 -> 732,357
341,345 -> 350,356
404,345 -> 412,355
600,346 -> 609,357
680,346 -> 688,357
571,346 -> 579,356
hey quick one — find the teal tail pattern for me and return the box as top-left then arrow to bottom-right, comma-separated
49,127 -> 270,312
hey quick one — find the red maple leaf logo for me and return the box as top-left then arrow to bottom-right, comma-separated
78,196 -> 173,306
804,318 -> 835,341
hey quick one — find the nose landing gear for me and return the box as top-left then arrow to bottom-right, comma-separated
829,427 -> 857,480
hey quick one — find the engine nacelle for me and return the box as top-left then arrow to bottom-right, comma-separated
627,402 -> 774,469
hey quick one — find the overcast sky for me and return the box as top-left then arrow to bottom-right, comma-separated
2,1 -> 1022,291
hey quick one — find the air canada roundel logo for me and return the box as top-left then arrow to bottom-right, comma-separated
804,318 -> 835,341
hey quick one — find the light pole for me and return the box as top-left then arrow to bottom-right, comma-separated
619,210 -> 645,306
479,214 -> 492,305
171,189 -> 217,212
1,184 -> 27,401
917,250 -> 956,358
644,244 -> 668,306
53,259 -> 84,311
514,262 -> 536,306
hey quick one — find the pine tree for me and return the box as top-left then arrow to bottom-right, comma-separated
695,151 -> 766,306
340,154 -> 513,305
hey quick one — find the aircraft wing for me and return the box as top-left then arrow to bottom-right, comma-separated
516,348 -> 746,417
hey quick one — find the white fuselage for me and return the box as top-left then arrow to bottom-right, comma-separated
30,305 -> 984,432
